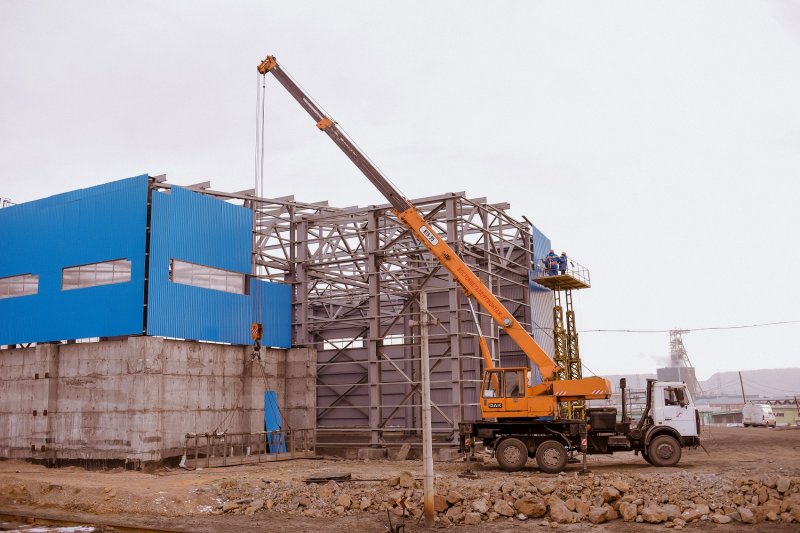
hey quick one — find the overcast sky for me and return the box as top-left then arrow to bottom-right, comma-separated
2,1 -> 799,383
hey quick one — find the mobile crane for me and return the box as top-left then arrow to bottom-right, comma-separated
257,55 -> 700,473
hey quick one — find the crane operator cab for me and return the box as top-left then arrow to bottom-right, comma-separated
480,367 -> 571,419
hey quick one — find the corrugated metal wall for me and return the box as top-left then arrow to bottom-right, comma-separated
0,179 -> 292,347
529,223 -> 555,379
0,176 -> 149,345
251,279 -> 292,348
146,186 -> 254,344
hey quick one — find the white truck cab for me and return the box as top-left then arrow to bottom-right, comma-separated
650,381 -> 699,438
742,403 -> 776,428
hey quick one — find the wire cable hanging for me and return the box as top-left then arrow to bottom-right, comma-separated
580,320 -> 800,334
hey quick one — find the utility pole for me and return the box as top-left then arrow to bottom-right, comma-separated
412,292 -> 438,528
738,371 -> 747,404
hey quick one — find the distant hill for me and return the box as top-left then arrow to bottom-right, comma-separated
599,368 -> 800,399
699,368 -> 800,399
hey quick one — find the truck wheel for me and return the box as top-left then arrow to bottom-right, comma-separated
535,440 -> 568,474
496,438 -> 528,472
647,435 -> 681,467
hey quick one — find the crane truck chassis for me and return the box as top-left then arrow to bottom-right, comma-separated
459,378 -> 701,473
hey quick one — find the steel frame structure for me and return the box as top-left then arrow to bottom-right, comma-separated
160,180 -> 539,446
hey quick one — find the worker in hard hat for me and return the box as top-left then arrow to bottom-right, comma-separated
544,249 -> 559,276
558,252 -> 568,275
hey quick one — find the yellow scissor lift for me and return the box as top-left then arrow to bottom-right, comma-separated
532,256 -> 591,419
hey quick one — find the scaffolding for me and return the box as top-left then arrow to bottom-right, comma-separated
166,181 -> 543,447
531,257 -> 591,419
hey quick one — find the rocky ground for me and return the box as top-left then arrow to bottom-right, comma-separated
0,427 -> 798,532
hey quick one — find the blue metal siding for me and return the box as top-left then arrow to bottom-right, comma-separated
146,186 -> 254,344
251,279 -> 292,348
0,176 -> 149,345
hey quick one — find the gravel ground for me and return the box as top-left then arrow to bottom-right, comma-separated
0,426 -> 798,532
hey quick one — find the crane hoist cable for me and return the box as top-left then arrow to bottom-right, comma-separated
255,72 -> 267,199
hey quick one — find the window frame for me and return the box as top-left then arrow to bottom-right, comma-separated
0,273 -> 40,299
169,259 -> 247,295
62,259 -> 132,291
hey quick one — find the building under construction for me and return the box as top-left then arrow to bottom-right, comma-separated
0,174 -> 571,461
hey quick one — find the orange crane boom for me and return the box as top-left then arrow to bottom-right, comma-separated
258,55 -> 611,415
258,55 -> 559,380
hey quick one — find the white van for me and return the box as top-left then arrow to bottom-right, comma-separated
742,403 -> 776,428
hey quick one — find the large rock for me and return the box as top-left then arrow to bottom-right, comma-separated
681,508 -> 701,522
694,503 -> 710,516
641,505 -> 667,523
472,498 -> 490,514
606,506 -> 619,521
494,500 -> 515,517
612,479 -> 631,493
464,512 -> 482,525
619,502 -> 638,522
398,471 -> 415,488
538,481 -> 557,495
601,486 -> 620,502
777,476 -> 791,494
335,494 -> 351,509
433,495 -> 448,513
588,506 -> 609,524
514,496 -> 547,518
711,514 -> 732,524
662,504 -> 681,520
446,505 -> 464,521
575,500 -> 591,517
548,497 -> 576,524
446,491 -> 464,505
501,481 -> 516,494
222,501 -> 240,512
738,506 -> 756,524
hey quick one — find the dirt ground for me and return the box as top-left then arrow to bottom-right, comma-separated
1,426 -> 798,532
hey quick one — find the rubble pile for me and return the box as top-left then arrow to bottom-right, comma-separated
209,471 -> 800,527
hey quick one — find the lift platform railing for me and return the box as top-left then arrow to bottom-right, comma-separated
180,428 -> 315,468
531,255 -> 591,287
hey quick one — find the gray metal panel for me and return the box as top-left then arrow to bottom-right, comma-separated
530,224 -> 555,363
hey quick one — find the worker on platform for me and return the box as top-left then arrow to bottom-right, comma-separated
544,249 -> 559,276
558,252 -> 568,275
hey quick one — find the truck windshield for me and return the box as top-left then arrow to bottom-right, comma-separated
664,387 -> 687,407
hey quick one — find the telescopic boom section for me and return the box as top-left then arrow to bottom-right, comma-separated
258,55 -> 561,380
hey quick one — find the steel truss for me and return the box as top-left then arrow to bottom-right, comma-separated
158,180 -> 540,447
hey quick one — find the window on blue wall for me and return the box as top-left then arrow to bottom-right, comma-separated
0,273 -> 39,299
62,259 -> 132,290
169,259 -> 246,295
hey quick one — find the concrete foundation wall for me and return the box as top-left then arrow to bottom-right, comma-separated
0,337 -> 316,464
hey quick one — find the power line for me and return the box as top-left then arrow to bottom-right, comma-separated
580,320 -> 800,334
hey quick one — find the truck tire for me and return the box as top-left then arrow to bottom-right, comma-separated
535,440 -> 568,474
647,435 -> 681,467
496,438 -> 528,472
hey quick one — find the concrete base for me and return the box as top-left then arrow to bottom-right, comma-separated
357,447 -> 388,460
0,337 -> 316,465
437,448 -> 462,462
